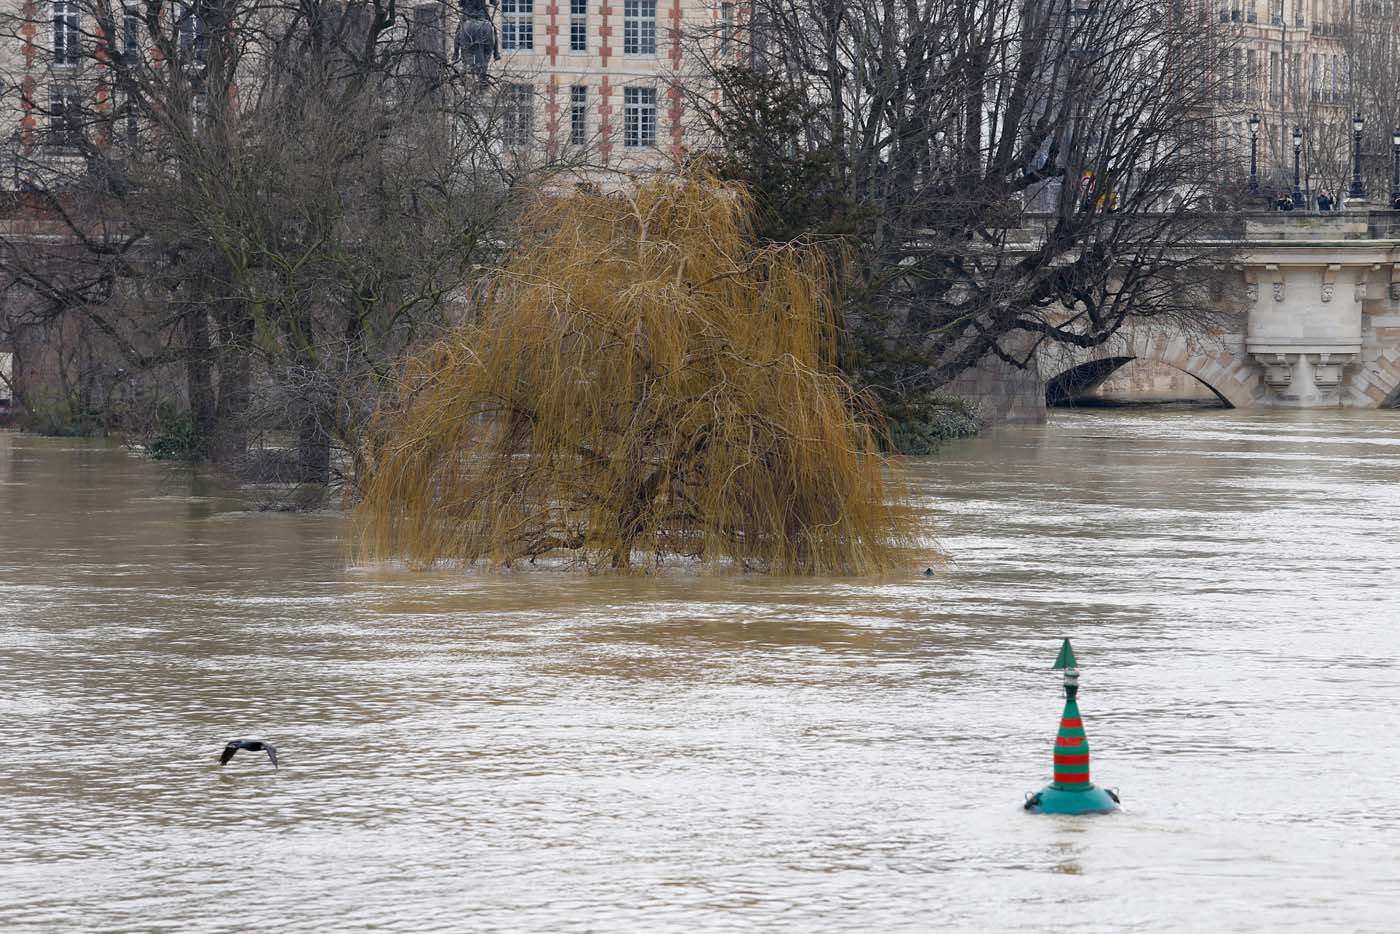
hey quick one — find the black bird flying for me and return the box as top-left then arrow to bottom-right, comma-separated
221,739 -> 278,768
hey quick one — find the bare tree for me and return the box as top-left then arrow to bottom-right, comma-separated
687,0 -> 1241,409
0,0 -> 557,500
1349,3 -> 1400,203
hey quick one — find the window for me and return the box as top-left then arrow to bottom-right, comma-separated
179,2 -> 208,66
623,86 -> 655,148
569,85 -> 587,146
414,4 -> 445,55
570,0 -> 586,52
720,3 -> 734,59
623,0 -> 656,55
122,92 -> 139,144
53,0 -> 79,67
503,83 -> 532,145
49,84 -> 82,146
501,0 -> 533,51
122,11 -> 138,59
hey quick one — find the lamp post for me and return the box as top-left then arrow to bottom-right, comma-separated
1249,113 -> 1260,194
1349,112 -> 1366,201
1292,127 -> 1304,208
1390,127 -> 1400,210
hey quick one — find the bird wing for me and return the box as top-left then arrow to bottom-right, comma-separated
264,744 -> 278,769
220,744 -> 239,766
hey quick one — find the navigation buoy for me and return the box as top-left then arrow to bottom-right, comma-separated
1023,639 -> 1121,815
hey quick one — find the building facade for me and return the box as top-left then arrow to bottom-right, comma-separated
0,0 -> 738,185
489,0 -> 734,168
1218,0 -> 1395,201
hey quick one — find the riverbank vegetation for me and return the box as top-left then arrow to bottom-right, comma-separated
355,176 -> 917,574
0,1 -> 537,502
0,0 -> 1257,510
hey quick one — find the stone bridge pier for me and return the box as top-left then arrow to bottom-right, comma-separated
1032,213 -> 1400,412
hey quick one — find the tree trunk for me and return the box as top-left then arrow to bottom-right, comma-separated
184,309 -> 216,454
210,304 -> 254,466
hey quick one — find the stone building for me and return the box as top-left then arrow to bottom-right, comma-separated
483,0 -> 736,171
1218,0 -> 1394,200
0,0 -> 737,183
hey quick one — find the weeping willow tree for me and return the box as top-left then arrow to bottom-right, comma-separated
355,175 -> 918,573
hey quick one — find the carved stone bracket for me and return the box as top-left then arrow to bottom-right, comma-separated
1265,264 -> 1283,302
1253,352 -> 1293,390
1354,265 -> 1381,303
1312,352 -> 1351,393
1321,264 -> 1340,303
1250,349 -> 1357,403
1242,267 -> 1259,303
1390,263 -> 1400,302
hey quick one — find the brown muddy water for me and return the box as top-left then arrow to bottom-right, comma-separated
2,409 -> 1399,932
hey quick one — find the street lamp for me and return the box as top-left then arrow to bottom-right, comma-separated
1249,113 -> 1261,194
1349,112 -> 1366,201
1292,127 -> 1305,208
1390,127 -> 1400,209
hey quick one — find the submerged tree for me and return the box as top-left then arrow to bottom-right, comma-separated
355,176 -> 918,574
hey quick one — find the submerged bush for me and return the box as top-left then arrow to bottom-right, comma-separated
18,391 -> 104,438
145,404 -> 207,461
880,391 -> 982,456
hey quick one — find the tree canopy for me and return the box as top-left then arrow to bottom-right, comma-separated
691,0 -> 1241,398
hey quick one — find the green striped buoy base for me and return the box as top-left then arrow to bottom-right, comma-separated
1024,783 -> 1121,815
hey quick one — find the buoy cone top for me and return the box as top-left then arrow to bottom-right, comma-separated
1052,638 -> 1078,671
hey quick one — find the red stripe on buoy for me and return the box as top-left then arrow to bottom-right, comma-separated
1059,718 -> 1083,728
1055,772 -> 1091,784
1054,753 -> 1090,765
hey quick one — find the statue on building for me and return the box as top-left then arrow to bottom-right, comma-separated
455,0 -> 500,81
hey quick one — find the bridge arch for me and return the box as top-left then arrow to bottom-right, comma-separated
1039,332 -> 1261,409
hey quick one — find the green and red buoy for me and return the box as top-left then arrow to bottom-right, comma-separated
1023,638 -> 1121,815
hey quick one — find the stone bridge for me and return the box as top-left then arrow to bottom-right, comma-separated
996,211 -> 1400,416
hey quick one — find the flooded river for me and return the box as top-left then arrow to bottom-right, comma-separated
2,409 -> 1399,932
